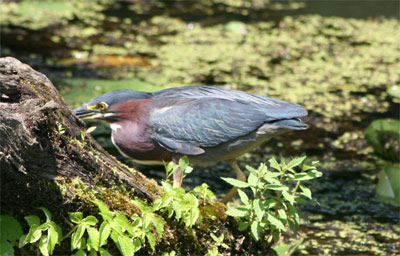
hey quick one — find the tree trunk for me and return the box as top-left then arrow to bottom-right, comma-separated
0,56 -> 161,216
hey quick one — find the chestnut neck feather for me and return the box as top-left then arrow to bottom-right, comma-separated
108,98 -> 171,162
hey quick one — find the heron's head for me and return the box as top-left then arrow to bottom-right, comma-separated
74,89 -> 152,122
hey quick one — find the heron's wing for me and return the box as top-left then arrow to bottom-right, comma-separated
150,90 -> 306,155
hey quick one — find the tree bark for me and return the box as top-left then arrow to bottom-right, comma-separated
0,57 -> 161,217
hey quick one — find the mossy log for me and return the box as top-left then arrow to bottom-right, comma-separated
0,57 -> 275,255
0,56 -> 161,217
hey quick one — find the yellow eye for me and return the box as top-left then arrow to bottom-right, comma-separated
98,103 -> 107,111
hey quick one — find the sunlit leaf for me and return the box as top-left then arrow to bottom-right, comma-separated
250,221 -> 261,241
269,158 -> 281,171
82,216 -> 98,226
146,232 -> 156,251
99,222 -> 111,247
39,235 -> 49,256
117,234 -> 135,256
287,156 -> 307,169
68,212 -> 83,224
87,227 -> 100,251
282,191 -> 295,205
299,185 -> 312,199
221,177 -> 249,188
38,207 -> 52,223
225,207 -> 248,218
248,173 -> 258,187
71,224 -> 86,250
253,199 -> 264,220
24,215 -> 40,228
93,200 -> 112,221
266,213 -> 285,231
238,189 -> 249,205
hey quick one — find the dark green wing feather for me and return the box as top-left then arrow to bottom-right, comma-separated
150,86 -> 307,155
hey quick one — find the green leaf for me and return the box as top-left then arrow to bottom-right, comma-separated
210,233 -> 220,243
267,212 -> 285,231
39,235 -> 49,256
117,235 -> 135,256
288,219 -> 298,236
282,191 -> 295,205
225,207 -> 248,218
68,212 -> 83,224
189,208 -> 200,227
308,170 -> 323,178
221,177 -> 249,188
146,232 -> 156,251
299,185 -> 312,199
18,234 -> 27,248
47,223 -> 59,254
100,248 -> 112,256
253,199 -> 264,220
288,173 -> 311,181
82,216 -> 98,226
71,224 -> 86,250
237,189 -> 249,205
25,225 -> 44,244
73,249 -> 86,256
87,227 -> 100,251
287,156 -> 307,170
113,212 -> 131,232
0,215 -> 23,241
250,221 -> 261,241
93,200 -> 112,221
0,240 -> 14,256
238,222 -> 249,231
265,184 -> 289,191
152,216 -> 164,238
247,173 -> 258,187
269,158 -> 281,171
99,222 -> 111,247
178,156 -> 189,171
133,238 -> 142,253
277,209 -> 287,220
273,243 -> 292,256
25,215 -> 40,228
38,208 -> 52,223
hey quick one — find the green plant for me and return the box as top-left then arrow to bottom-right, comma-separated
164,156 -> 193,180
152,156 -> 202,228
0,215 -> 23,256
153,180 -> 201,228
192,183 -> 216,202
205,233 -> 229,256
222,156 -> 321,244
20,208 -> 63,256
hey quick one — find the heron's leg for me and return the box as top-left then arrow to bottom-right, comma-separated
221,160 -> 246,203
172,161 -> 183,188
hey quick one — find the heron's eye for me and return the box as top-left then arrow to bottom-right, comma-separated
98,103 -> 107,111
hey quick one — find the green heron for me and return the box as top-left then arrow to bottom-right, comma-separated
74,86 -> 307,202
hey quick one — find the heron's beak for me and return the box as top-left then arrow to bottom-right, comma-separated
74,104 -> 101,119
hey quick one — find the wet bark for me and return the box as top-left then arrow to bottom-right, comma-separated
0,57 -> 161,218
